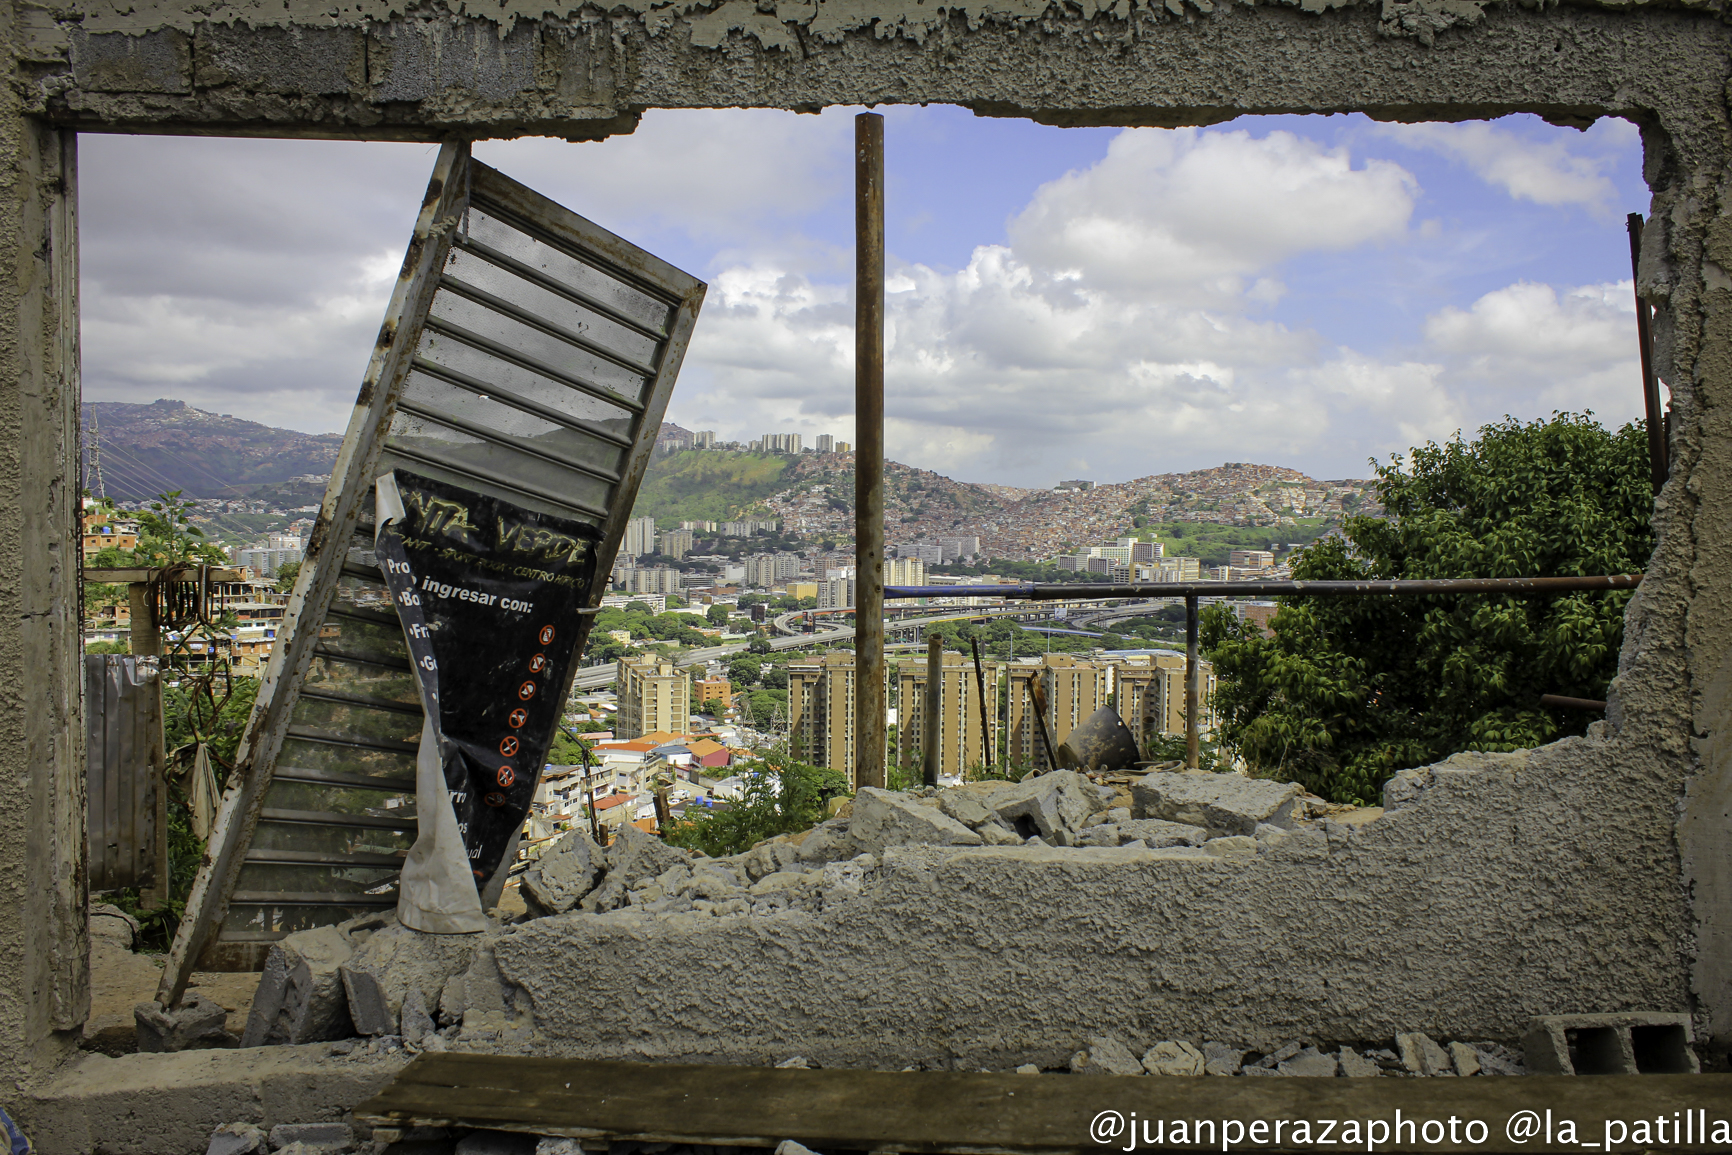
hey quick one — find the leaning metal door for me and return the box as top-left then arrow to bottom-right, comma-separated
159,141 -> 705,1004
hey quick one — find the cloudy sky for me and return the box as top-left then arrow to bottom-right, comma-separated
79,107 -> 1649,488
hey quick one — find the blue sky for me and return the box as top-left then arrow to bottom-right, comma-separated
78,108 -> 1650,488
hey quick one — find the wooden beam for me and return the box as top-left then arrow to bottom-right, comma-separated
83,566 -> 249,583
354,1055 -> 1732,1153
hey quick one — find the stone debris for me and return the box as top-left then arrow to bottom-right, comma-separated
1116,819 -> 1209,848
774,1056 -> 811,1069
243,923 -> 357,1047
1337,1048 -> 1382,1077
134,991 -> 233,1053
1014,1064 -> 1040,1075
1255,1040 -> 1304,1068
341,918 -> 482,1037
1396,1032 -> 1453,1076
1448,1040 -> 1481,1077
1521,1011 -> 1697,1075
1277,1047 -> 1339,1078
519,830 -> 605,917
400,987 -> 435,1046
205,1123 -> 265,1155
268,1122 -> 353,1153
850,788 -> 983,853
1131,772 -> 1302,836
775,1141 -> 820,1155
1141,1040 -> 1204,1076
1201,1041 -> 1244,1076
1070,1035 -> 1144,1076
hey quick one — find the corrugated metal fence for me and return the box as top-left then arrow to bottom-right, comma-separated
85,654 -> 164,892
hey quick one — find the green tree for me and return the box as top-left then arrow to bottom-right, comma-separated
274,559 -> 302,593
135,491 -> 228,566
1201,413 -> 1653,805
663,748 -> 848,856
728,655 -> 763,686
706,603 -> 730,627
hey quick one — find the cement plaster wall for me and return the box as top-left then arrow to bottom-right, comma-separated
0,0 -> 1729,1106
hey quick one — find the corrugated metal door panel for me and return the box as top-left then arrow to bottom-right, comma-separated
84,655 -> 161,891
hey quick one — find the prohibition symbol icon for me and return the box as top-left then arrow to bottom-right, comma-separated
483,791 -> 507,807
517,681 -> 537,701
507,708 -> 528,728
528,653 -> 548,673
499,736 -> 520,757
539,625 -> 555,645
496,766 -> 516,788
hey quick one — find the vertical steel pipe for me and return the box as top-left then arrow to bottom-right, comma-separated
855,112 -> 887,790
970,637 -> 993,771
1185,594 -> 1199,770
924,634 -> 942,787
1627,213 -> 1668,496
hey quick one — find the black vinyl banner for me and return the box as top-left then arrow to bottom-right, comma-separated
375,469 -> 600,887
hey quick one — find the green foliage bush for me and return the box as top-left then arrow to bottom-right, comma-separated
663,748 -> 848,857
1202,413 -> 1653,805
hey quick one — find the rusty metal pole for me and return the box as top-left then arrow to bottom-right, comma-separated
1185,594 -> 1199,770
969,637 -> 993,771
855,111 -> 887,791
1628,213 -> 1668,496
923,634 -> 943,786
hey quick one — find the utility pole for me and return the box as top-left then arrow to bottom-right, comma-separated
854,111 -> 887,790
923,633 -> 943,787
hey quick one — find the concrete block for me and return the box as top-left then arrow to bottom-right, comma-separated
1070,1035 -> 1144,1076
369,21 -> 539,103
207,1122 -> 265,1155
243,924 -> 355,1047
1141,1039 -> 1204,1075
70,29 -> 192,93
1395,1032 -> 1452,1075
851,788 -> 983,853
992,771 -> 1104,844
135,992 -> 232,1053
268,1121 -> 354,1152
1131,772 -> 1302,836
339,920 -> 480,1037
1116,818 -> 1208,847
193,25 -> 364,94
521,830 -> 605,917
1522,1012 -> 1697,1075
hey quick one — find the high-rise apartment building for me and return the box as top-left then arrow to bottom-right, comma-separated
721,519 -> 778,538
623,515 -> 657,558
616,656 -> 691,738
898,542 -> 943,565
787,651 -> 886,787
1106,653 -> 1216,750
937,535 -> 980,562
815,434 -> 835,453
817,575 -> 855,609
1004,655 -> 1109,771
884,557 -> 925,587
659,527 -> 693,560
760,432 -> 803,453
693,430 -> 717,449
836,441 -> 853,453
1228,549 -> 1276,569
897,651 -> 996,779
628,567 -> 682,595
744,553 -> 780,588
680,520 -> 717,533
774,552 -> 801,580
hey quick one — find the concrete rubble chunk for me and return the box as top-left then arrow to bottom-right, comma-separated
1203,835 -> 1256,857
1116,818 -> 1209,848
1337,1048 -> 1382,1077
1448,1041 -> 1482,1077
90,902 -> 140,946
776,1142 -> 820,1155
520,830 -> 605,917
1070,1035 -> 1144,1076
1278,1047 -> 1339,1077
1077,824 -> 1119,847
774,1056 -> 811,1068
937,789 -> 999,829
1015,1064 -> 1040,1074
991,771 -> 1106,845
1142,1040 -> 1205,1076
795,818 -> 860,863
1201,1041 -> 1244,1076
1131,771 -> 1302,836
268,1122 -> 354,1153
536,1141 -> 583,1155
134,991 -> 232,1052
339,918 -> 480,1037
1396,1032 -> 1453,1075
742,838 -> 799,881
851,787 -> 983,854
242,923 -> 356,1047
206,1123 -> 266,1155
1259,1040 -> 1303,1067
400,986 -> 435,1045
583,825 -> 694,913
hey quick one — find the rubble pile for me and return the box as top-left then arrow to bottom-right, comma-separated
1068,1032 -> 1526,1078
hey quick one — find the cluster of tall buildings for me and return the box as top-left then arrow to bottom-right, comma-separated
230,533 -> 305,577
620,516 -> 782,562
672,426 -> 852,455
783,649 -> 1215,787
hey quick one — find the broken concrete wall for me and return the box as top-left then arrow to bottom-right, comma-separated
2,0 -> 1731,1100
487,745 -> 1698,1065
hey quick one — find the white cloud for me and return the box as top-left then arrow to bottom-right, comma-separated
1374,119 -> 1635,214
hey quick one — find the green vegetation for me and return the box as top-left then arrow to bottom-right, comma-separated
1140,520 -> 1328,568
663,748 -> 848,857
1202,413 -> 1653,805
631,450 -> 792,525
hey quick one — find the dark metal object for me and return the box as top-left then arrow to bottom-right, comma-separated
1185,594 -> 1200,770
84,656 -> 165,893
1628,214 -> 1668,496
969,637 -> 992,770
855,112 -> 887,791
1028,678 -> 1059,774
923,634 -> 942,787
885,575 -> 1642,601
1056,706 -> 1140,774
1541,694 -> 1608,712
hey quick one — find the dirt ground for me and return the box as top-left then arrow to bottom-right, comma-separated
84,910 -> 260,1056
